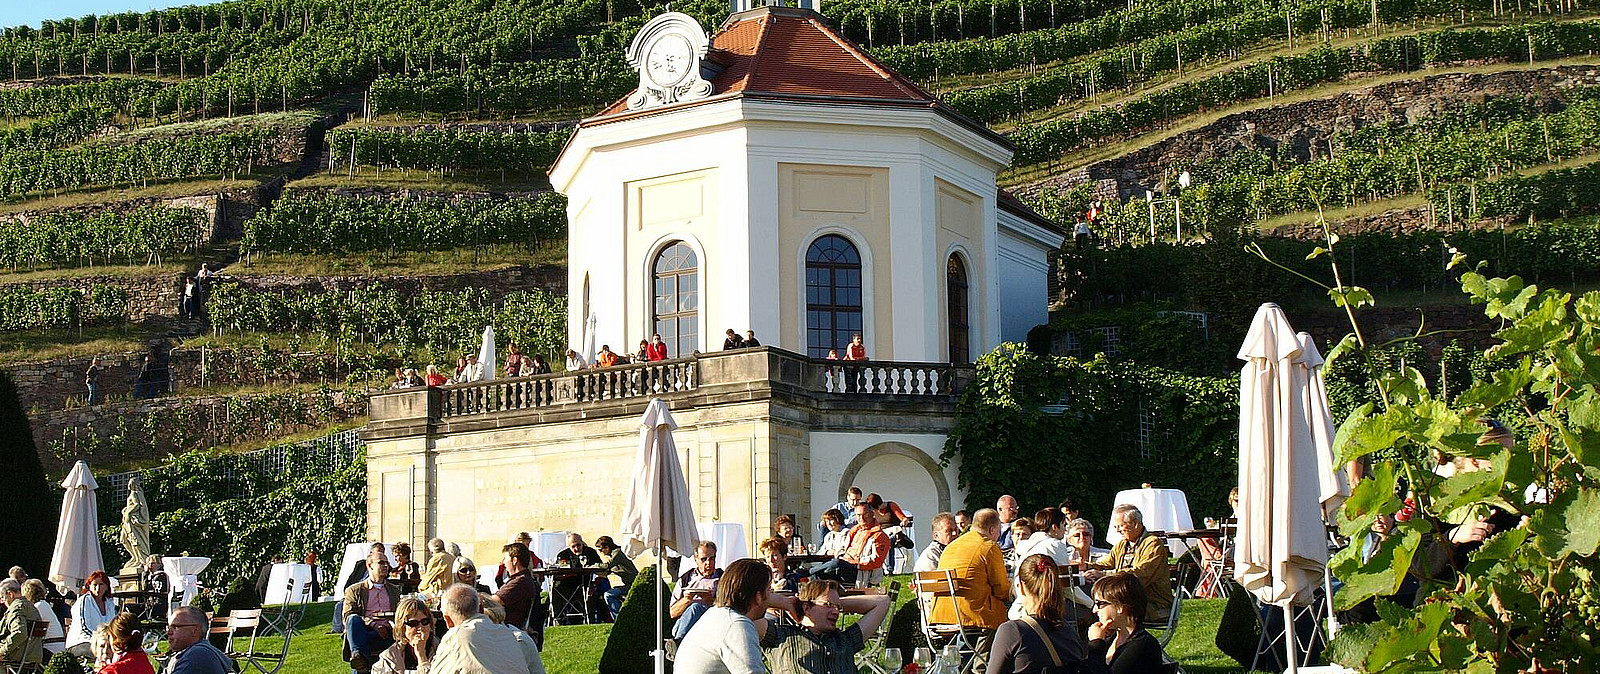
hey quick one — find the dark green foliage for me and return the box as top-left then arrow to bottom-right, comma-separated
0,372 -> 57,577
1024,324 -> 1053,356
242,191 -> 567,254
600,564 -> 670,674
1050,304 -> 1232,376
97,445 -> 366,595
944,346 -> 1239,526
220,576 -> 262,614
43,650 -> 87,674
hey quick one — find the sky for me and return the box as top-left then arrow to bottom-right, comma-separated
2,1 -> 220,30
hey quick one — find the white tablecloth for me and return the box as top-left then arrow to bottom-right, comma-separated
1106,488 -> 1194,556
335,542 -> 396,596
696,522 -> 748,571
161,557 -> 210,606
262,563 -> 319,605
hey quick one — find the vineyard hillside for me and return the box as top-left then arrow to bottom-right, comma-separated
4,0 -> 1599,474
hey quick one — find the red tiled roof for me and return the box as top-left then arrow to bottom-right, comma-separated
998,188 -> 1068,238
585,6 -> 1003,149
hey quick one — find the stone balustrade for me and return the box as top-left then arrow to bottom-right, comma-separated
366,347 -> 972,434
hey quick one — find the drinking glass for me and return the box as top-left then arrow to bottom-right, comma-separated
881,647 -> 902,672
913,647 -> 934,668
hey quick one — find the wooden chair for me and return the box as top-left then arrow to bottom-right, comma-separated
0,620 -> 50,674
1148,555 -> 1195,648
913,570 -> 978,674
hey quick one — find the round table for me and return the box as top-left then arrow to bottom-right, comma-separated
1107,488 -> 1195,556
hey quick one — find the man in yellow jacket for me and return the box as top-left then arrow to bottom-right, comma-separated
931,508 -> 1012,673
1084,504 -> 1172,623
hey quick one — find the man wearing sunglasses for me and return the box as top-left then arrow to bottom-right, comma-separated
669,541 -> 722,640
760,579 -> 891,674
163,606 -> 231,674
343,554 -> 402,672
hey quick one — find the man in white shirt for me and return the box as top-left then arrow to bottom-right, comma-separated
914,512 -> 961,573
433,584 -> 545,674
675,559 -> 772,674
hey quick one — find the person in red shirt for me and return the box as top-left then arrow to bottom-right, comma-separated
843,333 -> 867,360
99,613 -> 155,674
646,334 -> 669,361
805,503 -> 890,585
424,365 -> 449,387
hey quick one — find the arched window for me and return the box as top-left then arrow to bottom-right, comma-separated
805,234 -> 863,358
947,254 -> 970,363
652,242 -> 698,357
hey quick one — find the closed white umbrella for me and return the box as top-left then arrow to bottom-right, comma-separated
49,461 -> 105,593
619,398 -> 699,674
477,325 -> 496,382
583,313 -> 598,365
1234,304 -> 1350,671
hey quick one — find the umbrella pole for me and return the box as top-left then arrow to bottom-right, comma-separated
1283,604 -> 1299,673
655,538 -> 665,674
1322,566 -> 1340,639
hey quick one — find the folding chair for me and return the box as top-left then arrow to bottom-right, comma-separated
854,580 -> 901,674
1149,555 -> 1194,648
0,620 -> 49,674
913,570 -> 979,674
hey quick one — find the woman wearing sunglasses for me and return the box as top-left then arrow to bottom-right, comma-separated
373,597 -> 437,674
1086,573 -> 1165,674
451,558 -> 491,594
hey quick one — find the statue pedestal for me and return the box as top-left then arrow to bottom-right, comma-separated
115,571 -> 141,592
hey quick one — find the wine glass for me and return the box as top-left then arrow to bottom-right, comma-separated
881,647 -> 902,673
913,647 -> 934,669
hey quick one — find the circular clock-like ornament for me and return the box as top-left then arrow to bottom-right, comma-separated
645,34 -> 695,88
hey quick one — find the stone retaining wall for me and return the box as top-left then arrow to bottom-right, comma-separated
223,263 -> 567,297
0,273 -> 184,321
31,389 -> 366,475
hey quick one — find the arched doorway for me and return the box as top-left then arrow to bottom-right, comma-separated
839,442 -> 951,571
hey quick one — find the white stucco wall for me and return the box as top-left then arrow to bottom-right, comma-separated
806,431 -> 965,555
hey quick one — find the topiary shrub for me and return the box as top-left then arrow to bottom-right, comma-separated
599,564 -> 669,674
0,372 -> 56,576
43,650 -> 86,674
1215,581 -> 1261,667
219,576 -> 261,615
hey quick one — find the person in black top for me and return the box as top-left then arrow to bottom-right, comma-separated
722,329 -> 744,350
392,542 -> 422,594
255,555 -> 284,602
553,533 -> 603,624
743,330 -> 761,348
990,555 -> 1106,674
138,555 -> 170,621
1087,572 -> 1166,674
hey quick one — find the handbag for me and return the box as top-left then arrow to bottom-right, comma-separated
893,531 -> 915,549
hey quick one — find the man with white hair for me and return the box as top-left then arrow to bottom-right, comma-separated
433,584 -> 545,674
995,495 -> 1020,553
1,579 -> 43,667
420,538 -> 454,594
1082,503 -> 1172,622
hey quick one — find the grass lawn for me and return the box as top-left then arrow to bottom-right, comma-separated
268,589 -> 1259,674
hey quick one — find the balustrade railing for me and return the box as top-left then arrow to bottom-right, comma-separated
424,349 -> 965,421
817,360 -> 957,395
440,357 -> 698,418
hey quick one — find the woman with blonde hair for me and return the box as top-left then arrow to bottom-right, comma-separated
97,612 -> 155,674
373,597 -> 437,674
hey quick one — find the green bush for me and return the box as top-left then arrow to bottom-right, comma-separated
944,345 -> 1239,524
599,564 -> 669,674
43,650 -> 86,674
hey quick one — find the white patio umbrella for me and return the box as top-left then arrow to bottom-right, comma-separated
476,325 -> 496,382
582,312 -> 598,365
619,398 -> 699,674
1234,303 -> 1350,672
49,461 -> 105,594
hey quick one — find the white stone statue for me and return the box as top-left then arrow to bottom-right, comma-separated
119,477 -> 154,574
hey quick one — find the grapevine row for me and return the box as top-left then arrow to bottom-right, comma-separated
0,284 -> 127,331
0,205 -> 208,270
0,78 -> 161,118
206,282 -> 567,359
0,129 -> 274,198
1009,20 -> 1600,165
1430,159 -> 1600,222
241,191 -> 567,254
327,125 -> 573,173
0,106 -> 108,153
368,57 -> 634,118
1192,97 -> 1600,220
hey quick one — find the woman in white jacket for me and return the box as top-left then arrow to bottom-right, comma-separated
64,571 -> 116,658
